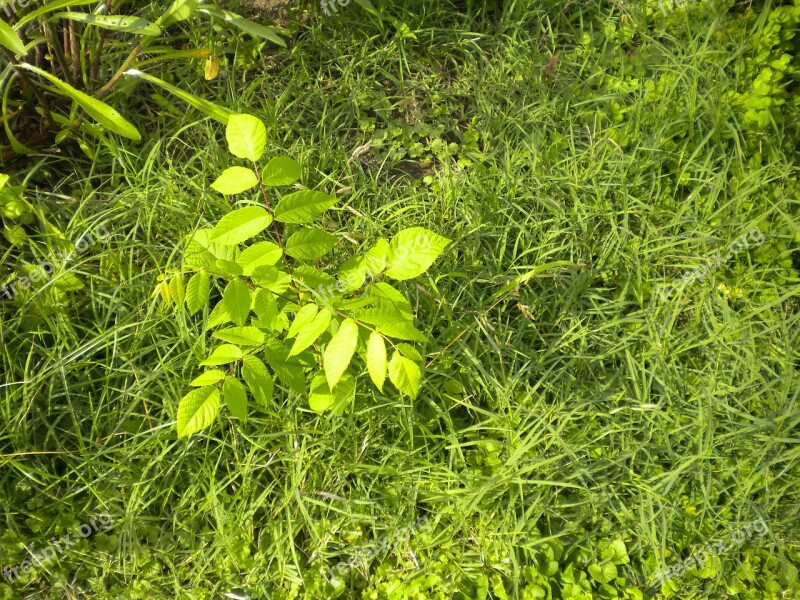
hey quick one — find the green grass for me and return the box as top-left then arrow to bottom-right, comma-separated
1,0 -> 799,598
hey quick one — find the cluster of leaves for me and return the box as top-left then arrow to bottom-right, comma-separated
724,2 -> 800,140
0,172 -> 33,246
0,0 -> 286,157
155,114 -> 451,438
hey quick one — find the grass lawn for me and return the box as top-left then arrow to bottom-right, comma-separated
1,0 -> 798,598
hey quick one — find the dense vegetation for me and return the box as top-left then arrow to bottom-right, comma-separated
1,0 -> 798,598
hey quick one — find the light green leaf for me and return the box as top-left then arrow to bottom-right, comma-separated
213,259 -> 243,278
20,64 -> 141,141
252,288 -> 278,328
177,386 -> 220,437
123,69 -> 233,124
274,190 -> 338,224
285,228 -> 337,260
226,114 -> 266,162
223,378 -> 248,421
0,18 -> 25,55
15,0 -> 99,29
184,228 -> 239,270
309,372 -> 356,414
51,12 -> 161,35
324,319 -> 359,389
212,326 -> 265,346
377,320 -> 428,342
185,271 -> 211,315
223,279 -> 251,327
209,206 -> 272,245
198,6 -> 286,47
384,227 -> 451,280
206,300 -> 232,330
388,352 -> 421,399
366,331 -> 387,392
336,238 -> 389,294
157,0 -> 198,28
588,562 -> 617,584
396,343 -> 422,361
237,241 -> 282,275
189,370 -> 226,387
262,156 -> 301,187
264,339 -> 306,395
292,265 -> 337,298
211,166 -> 259,195
366,282 -> 413,319
242,355 -> 274,406
199,344 -> 243,366
286,303 -> 318,338
289,308 -> 332,356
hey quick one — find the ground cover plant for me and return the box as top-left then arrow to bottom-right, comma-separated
0,0 -> 798,598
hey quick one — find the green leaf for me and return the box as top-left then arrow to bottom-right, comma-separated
209,206 -> 272,245
486,261 -> 580,304
588,562 -> 617,584
184,228 -> 239,270
124,69 -> 233,124
206,300 -> 232,330
198,6 -> 286,47
366,331 -> 387,392
252,288 -> 278,329
309,372 -> 356,414
286,303 -> 318,338
199,344 -> 243,366
177,386 -> 220,438
605,539 -> 630,565
237,241 -> 282,275
157,0 -> 198,27
378,321 -> 427,342
274,190 -> 338,224
324,319 -> 359,389
211,167 -> 259,195
188,370 -> 226,387
51,13 -> 161,35
20,64 -> 141,141
14,0 -> 99,29
0,18 -> 25,55
388,352 -> 421,398
396,343 -> 422,361
264,339 -> 306,395
384,227 -> 451,280
212,326 -> 265,346
285,228 -> 337,260
223,378 -> 248,421
242,355 -> 274,406
289,308 -> 332,356
226,114 -> 266,162
185,271 -> 211,315
223,279 -> 251,327
262,156 -> 301,187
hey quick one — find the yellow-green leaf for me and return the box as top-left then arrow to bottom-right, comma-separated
177,386 -> 220,437
211,166 -> 259,195
366,331 -> 387,392
324,319 -> 359,389
388,352 -> 421,399
226,113 -> 266,162
209,206 -> 272,245
20,63 -> 141,141
223,378 -> 248,421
